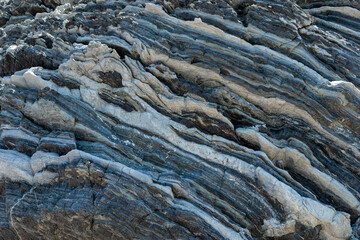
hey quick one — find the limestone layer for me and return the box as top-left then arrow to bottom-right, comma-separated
0,0 -> 359,239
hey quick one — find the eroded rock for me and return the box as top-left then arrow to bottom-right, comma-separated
0,0 -> 358,239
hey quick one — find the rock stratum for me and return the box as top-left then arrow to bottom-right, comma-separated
0,0 -> 359,239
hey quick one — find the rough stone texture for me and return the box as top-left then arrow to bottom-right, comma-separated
0,0 -> 359,239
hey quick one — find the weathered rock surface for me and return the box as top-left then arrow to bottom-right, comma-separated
0,0 -> 359,239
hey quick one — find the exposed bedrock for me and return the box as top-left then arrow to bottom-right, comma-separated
0,0 -> 359,239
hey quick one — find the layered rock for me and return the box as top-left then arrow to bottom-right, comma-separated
0,0 -> 359,239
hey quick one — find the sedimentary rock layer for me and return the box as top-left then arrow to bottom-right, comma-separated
0,0 -> 359,239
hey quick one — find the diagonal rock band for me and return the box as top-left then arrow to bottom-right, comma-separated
0,0 -> 359,239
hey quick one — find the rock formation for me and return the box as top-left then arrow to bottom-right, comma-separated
0,0 -> 359,239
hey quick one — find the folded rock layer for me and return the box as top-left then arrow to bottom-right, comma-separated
0,0 -> 359,239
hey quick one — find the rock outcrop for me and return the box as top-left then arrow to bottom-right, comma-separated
0,0 -> 359,239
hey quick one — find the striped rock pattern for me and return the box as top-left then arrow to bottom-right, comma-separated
0,0 -> 359,239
